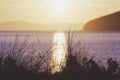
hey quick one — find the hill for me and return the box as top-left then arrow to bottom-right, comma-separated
84,11 -> 120,31
0,21 -> 42,31
0,21 -> 83,31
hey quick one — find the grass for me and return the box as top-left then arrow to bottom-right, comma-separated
0,34 -> 119,80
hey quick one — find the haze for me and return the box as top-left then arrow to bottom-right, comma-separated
0,0 -> 120,31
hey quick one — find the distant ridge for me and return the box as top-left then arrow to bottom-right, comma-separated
84,11 -> 120,31
0,21 -> 82,31
0,21 -> 39,31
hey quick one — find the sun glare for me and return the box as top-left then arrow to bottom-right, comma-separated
51,0 -> 68,17
51,33 -> 67,73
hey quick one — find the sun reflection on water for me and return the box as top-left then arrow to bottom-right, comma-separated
51,32 -> 67,73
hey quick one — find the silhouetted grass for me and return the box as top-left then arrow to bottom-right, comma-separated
0,34 -> 119,80
52,30 -> 120,80
0,35 -> 51,80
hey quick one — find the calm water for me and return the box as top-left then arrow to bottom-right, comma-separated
0,31 -> 120,68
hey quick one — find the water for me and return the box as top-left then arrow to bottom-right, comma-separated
0,31 -> 120,69
51,33 -> 67,73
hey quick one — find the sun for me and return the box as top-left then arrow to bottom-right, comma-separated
51,0 -> 68,17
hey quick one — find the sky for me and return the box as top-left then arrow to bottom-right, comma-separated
0,0 -> 120,30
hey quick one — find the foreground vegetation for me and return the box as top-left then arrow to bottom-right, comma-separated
0,35 -> 120,80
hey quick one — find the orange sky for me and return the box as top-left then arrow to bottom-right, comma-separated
0,0 -> 120,31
